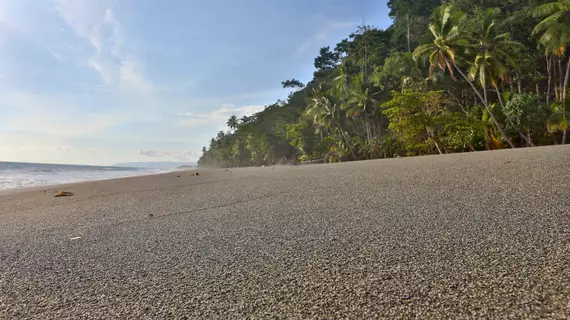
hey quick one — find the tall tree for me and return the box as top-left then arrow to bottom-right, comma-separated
227,115 -> 239,131
314,47 -> 340,70
344,73 -> 381,141
467,8 -> 523,107
387,0 -> 443,52
533,0 -> 570,143
414,5 -> 516,147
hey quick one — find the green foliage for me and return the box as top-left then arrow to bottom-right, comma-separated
383,91 -> 482,155
466,8 -> 523,89
504,94 -> 548,132
281,79 -> 305,89
227,115 -> 238,130
199,0 -> 568,168
314,47 -> 341,70
285,121 -> 316,157
372,52 -> 423,92
548,100 -> 570,132
532,0 -> 570,55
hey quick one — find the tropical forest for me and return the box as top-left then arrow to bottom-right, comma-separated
198,0 -> 570,167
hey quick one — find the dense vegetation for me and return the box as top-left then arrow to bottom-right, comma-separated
198,0 -> 570,167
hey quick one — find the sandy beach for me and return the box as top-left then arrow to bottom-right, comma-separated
1,146 -> 569,319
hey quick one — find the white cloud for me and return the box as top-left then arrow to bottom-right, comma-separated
52,0 -> 153,93
0,132 -> 71,156
2,90 -> 124,136
178,104 -> 265,127
119,59 -> 153,93
0,132 -> 131,165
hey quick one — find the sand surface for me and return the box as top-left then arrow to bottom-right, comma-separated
1,146 -> 569,319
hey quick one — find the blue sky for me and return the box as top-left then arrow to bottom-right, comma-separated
0,0 -> 392,165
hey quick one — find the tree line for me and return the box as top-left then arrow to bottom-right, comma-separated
199,0 -> 570,167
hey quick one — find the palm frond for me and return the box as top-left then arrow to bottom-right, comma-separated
532,11 -> 566,36
532,2 -> 565,18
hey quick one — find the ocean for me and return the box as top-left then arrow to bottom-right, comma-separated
0,162 -> 170,191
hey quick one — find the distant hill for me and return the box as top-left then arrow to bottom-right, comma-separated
113,162 -> 197,169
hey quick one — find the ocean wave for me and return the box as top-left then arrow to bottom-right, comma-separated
0,163 -> 169,190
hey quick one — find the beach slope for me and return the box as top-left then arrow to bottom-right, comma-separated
1,146 -> 569,319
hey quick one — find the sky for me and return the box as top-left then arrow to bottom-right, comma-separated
0,0 -> 392,165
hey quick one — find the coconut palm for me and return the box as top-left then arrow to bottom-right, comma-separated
414,5 -> 516,148
306,96 -> 336,130
343,73 -> 381,141
533,0 -> 570,99
332,63 -> 351,95
467,8 -> 523,106
533,0 -> 570,143
413,6 -> 466,78
227,115 -> 239,131
305,85 -> 343,137
305,86 -> 358,159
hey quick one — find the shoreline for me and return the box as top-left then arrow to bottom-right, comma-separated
0,167 -> 197,196
0,144 -> 561,197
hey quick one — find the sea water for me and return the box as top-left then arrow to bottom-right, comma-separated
0,162 -> 168,190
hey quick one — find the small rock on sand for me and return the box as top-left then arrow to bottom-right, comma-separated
54,191 -> 74,198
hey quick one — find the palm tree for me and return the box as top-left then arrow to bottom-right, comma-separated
344,73 -> 381,141
413,6 -> 465,78
305,85 -> 343,137
467,8 -> 534,146
306,96 -> 339,131
413,5 -> 516,148
227,115 -> 239,131
533,0 -> 570,143
333,63 -> 351,95
467,8 -> 522,106
305,86 -> 357,159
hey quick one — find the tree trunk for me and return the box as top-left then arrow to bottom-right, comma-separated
527,128 -> 535,147
553,56 -> 557,100
433,139 -> 443,154
559,57 -> 564,100
495,85 -> 505,109
407,14 -> 411,53
509,78 -> 515,94
563,54 -> 570,100
427,127 -> 445,154
546,55 -> 552,106
484,127 -> 491,150
336,124 -> 357,160
364,112 -> 371,141
518,132 -> 535,147
562,55 -> 570,144
496,84 -> 532,147
453,63 -> 516,148
447,90 -> 467,115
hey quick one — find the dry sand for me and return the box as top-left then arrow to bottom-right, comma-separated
1,146 -> 569,319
